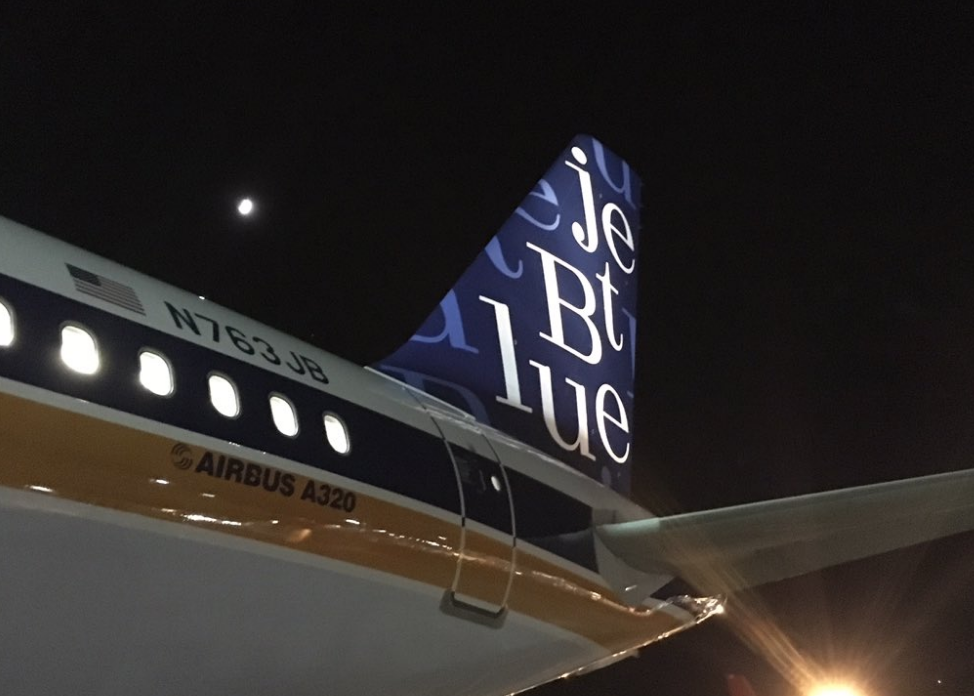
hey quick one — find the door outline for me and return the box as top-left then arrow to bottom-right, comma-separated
401,388 -> 516,619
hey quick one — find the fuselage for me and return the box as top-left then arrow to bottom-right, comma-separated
0,217 -> 697,695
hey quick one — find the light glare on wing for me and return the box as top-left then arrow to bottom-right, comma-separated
596,466 -> 974,593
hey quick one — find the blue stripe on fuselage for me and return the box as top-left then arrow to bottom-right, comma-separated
0,273 -> 460,514
0,271 -> 598,572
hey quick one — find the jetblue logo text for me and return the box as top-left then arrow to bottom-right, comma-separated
380,136 -> 640,493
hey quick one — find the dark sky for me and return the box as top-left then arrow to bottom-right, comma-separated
2,4 -> 973,695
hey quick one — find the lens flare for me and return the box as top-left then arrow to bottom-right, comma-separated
809,683 -> 862,696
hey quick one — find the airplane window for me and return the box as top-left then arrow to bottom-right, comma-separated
139,350 -> 174,397
269,394 -> 299,437
208,373 -> 240,418
323,413 -> 350,455
60,324 -> 100,375
0,299 -> 13,347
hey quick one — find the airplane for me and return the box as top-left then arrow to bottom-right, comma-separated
1,135 -> 972,696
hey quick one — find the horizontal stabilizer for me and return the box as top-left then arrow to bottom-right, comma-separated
596,468 -> 974,593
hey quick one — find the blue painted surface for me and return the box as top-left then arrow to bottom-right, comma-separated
379,135 -> 641,495
0,272 -> 600,572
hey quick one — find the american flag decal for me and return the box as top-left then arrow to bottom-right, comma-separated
66,264 -> 146,315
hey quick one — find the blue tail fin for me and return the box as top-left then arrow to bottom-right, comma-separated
377,135 -> 641,495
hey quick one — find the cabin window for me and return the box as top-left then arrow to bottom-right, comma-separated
60,324 -> 100,375
139,350 -> 174,396
0,299 -> 13,347
269,394 -> 299,437
323,412 -> 350,455
208,373 -> 240,418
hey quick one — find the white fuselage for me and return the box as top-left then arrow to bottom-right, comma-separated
0,217 -> 695,695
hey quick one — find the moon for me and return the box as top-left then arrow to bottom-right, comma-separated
237,198 -> 254,216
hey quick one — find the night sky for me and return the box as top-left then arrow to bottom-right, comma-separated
2,5 -> 973,695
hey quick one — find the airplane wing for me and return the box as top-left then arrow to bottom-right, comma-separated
596,467 -> 974,593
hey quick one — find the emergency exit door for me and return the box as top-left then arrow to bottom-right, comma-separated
429,413 -> 516,616
401,387 -> 516,618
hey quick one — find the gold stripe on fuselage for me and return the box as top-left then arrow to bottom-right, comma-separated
0,390 -> 684,650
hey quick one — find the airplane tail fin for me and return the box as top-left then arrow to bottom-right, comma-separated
377,135 -> 641,495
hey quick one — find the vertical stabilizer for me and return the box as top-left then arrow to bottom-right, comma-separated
378,135 -> 641,495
